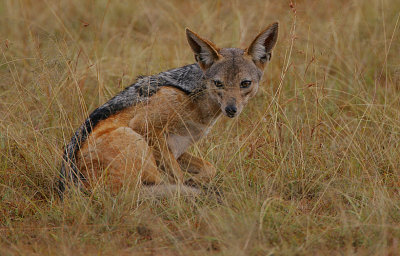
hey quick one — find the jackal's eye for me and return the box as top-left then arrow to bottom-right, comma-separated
240,80 -> 252,88
213,80 -> 224,88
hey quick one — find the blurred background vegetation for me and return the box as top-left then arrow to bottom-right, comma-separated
1,0 -> 400,255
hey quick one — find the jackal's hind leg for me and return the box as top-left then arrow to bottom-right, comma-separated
78,127 -> 162,193
177,152 -> 217,184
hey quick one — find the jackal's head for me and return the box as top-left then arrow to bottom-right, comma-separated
186,23 -> 278,118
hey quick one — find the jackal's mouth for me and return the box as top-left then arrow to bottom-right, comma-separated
225,112 -> 236,118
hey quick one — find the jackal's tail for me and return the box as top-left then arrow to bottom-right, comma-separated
57,118 -> 95,198
58,131 -> 83,198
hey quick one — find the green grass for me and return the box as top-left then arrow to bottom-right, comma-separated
1,0 -> 400,255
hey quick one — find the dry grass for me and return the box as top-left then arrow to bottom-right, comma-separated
1,0 -> 400,255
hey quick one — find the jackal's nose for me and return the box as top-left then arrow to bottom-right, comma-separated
225,105 -> 237,118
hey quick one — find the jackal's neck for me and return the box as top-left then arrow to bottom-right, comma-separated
158,63 -> 221,124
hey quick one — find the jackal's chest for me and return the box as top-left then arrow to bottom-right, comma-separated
167,120 -> 213,159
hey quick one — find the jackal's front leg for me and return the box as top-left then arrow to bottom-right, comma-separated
149,135 -> 185,184
177,152 -> 217,184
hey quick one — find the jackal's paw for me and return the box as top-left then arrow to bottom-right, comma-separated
186,161 -> 217,184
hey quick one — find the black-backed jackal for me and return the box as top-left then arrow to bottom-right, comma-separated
59,23 -> 279,196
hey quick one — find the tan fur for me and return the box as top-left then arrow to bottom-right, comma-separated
77,86 -> 221,191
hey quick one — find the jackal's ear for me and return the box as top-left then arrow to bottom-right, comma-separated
246,22 -> 279,69
186,28 -> 221,70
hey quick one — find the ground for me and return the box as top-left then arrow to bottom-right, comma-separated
1,0 -> 400,255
